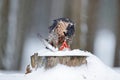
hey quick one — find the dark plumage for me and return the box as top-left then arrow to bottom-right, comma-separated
64,24 -> 75,38
49,18 -> 75,38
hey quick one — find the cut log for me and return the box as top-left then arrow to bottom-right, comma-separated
30,52 -> 87,69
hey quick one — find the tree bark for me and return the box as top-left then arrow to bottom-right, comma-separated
64,0 -> 81,49
86,0 -> 99,53
71,0 -> 81,49
114,0 -> 120,67
0,0 -> 9,69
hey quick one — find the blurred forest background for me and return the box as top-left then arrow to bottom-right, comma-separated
0,0 -> 120,71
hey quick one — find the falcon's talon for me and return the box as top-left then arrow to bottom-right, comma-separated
59,41 -> 70,51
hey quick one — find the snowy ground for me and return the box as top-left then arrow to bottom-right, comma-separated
0,49 -> 120,80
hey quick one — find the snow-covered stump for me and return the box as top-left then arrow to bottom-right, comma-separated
30,52 -> 87,69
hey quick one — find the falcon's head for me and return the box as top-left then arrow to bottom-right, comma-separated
49,18 -> 75,38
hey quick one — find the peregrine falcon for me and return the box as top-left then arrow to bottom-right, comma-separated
48,18 -> 75,50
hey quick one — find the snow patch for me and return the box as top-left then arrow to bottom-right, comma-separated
37,49 -> 90,56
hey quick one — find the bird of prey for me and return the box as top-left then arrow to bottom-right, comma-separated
48,18 -> 75,50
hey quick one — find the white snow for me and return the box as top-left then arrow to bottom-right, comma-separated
0,49 -> 120,80
37,49 -> 90,56
0,73 -> 25,80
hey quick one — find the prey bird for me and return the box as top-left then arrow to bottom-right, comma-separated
48,18 -> 75,50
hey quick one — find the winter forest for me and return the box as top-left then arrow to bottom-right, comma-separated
0,0 -> 120,80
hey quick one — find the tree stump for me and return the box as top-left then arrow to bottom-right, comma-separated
30,53 -> 87,69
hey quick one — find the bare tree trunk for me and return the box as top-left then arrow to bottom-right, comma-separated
71,0 -> 81,49
114,0 -> 120,67
15,0 -> 34,70
4,0 -> 33,70
86,0 -> 99,53
64,0 -> 81,49
0,0 -> 9,69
